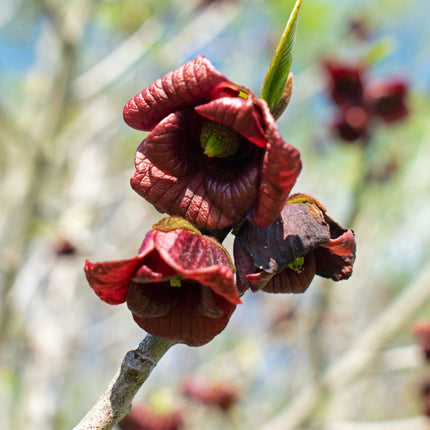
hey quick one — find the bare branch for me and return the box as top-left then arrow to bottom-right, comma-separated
73,335 -> 176,430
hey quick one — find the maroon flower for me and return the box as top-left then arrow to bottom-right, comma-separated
124,55 -> 302,230
181,377 -> 240,412
234,194 -> 356,294
332,105 -> 369,142
84,217 -> 241,346
323,60 -> 365,106
365,78 -> 409,123
118,404 -> 183,430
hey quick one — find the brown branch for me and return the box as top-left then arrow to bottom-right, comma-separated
74,334 -> 176,430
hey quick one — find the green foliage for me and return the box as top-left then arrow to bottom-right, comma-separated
260,0 -> 302,111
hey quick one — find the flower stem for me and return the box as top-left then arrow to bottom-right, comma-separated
73,335 -> 176,430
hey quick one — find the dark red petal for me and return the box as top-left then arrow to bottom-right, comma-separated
154,230 -> 241,305
127,281 -> 181,318
237,202 -> 330,273
320,228 -> 356,256
314,229 -> 356,281
195,96 -> 267,148
130,147 -> 238,230
323,60 -> 365,106
261,253 -> 317,294
194,286 -> 223,318
123,56 -> 230,131
205,154 -> 259,224
247,100 -> 302,228
84,258 -> 141,305
132,284 -> 236,346
144,110 -> 204,178
233,239 -> 258,294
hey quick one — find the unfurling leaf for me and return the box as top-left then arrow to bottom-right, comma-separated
261,0 -> 302,111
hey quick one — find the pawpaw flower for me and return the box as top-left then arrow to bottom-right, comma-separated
181,377 -> 240,412
234,194 -> 356,294
119,404 -> 183,430
84,217 -> 241,347
124,55 -> 301,230
332,105 -> 369,142
365,78 -> 409,123
323,60 -> 365,107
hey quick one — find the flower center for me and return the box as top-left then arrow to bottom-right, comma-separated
169,276 -> 183,287
288,256 -> 304,273
200,121 -> 241,158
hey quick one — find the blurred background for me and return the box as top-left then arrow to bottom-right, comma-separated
1,0 -> 430,428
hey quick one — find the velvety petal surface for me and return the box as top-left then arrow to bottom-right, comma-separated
236,202 -> 331,273
247,99 -> 302,227
204,154 -> 260,224
131,146 -> 239,230
315,229 -> 356,280
144,110 -> 204,178
195,96 -> 267,148
127,281 -> 182,318
123,56 -> 231,131
132,283 -> 236,347
153,229 -> 241,305
84,257 -> 142,305
261,252 -> 317,294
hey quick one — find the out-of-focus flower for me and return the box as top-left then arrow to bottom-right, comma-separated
323,60 -> 365,106
323,59 -> 409,143
413,320 -> 430,361
84,217 -> 241,346
181,377 -> 240,412
365,78 -> 409,123
54,238 -> 77,256
332,106 -> 369,142
234,194 -> 356,294
124,55 -> 301,230
118,404 -> 183,430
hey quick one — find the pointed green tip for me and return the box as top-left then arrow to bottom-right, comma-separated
260,0 -> 302,111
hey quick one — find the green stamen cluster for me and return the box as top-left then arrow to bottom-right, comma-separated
169,277 -> 183,287
200,121 -> 241,158
288,256 -> 305,273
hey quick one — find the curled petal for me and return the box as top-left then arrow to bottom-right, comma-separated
123,56 -> 230,131
131,147 -> 237,230
195,287 -> 223,318
315,229 -> 356,281
84,258 -> 141,305
261,253 -> 317,294
154,230 -> 241,305
195,96 -> 267,148
247,100 -> 302,227
237,202 -> 330,272
144,110 -> 204,178
127,281 -> 181,318
205,155 -> 260,223
321,229 -> 356,256
132,284 -> 236,347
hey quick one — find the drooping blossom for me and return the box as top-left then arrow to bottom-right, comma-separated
234,194 -> 356,294
118,404 -> 183,430
332,106 -> 369,142
323,59 -> 409,143
124,55 -> 301,230
365,78 -> 409,123
84,217 -> 241,347
181,377 -> 240,412
323,60 -> 365,106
